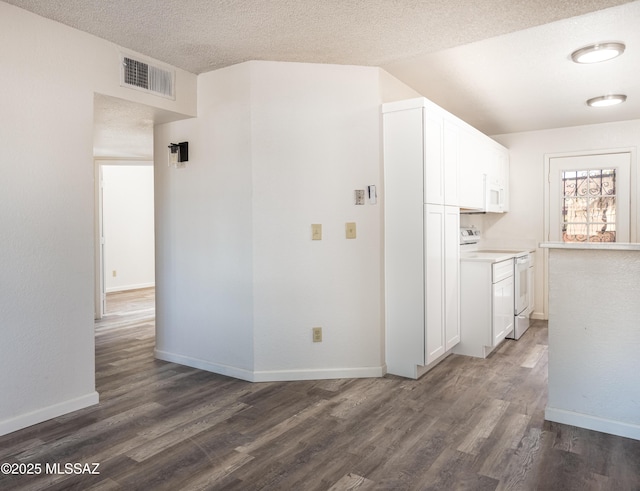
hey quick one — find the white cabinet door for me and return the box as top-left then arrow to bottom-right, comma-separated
458,128 -> 486,210
424,109 -> 444,205
444,206 -> 460,350
443,119 -> 460,207
425,204 -> 460,362
492,275 -> 514,346
425,204 -> 445,364
497,145 -> 509,212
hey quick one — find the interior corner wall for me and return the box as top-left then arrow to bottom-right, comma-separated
0,2 -> 196,436
154,63 -> 255,379
154,61 -> 386,381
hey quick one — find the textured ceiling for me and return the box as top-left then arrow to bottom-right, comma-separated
5,0 -> 632,74
4,0 -> 638,157
384,0 -> 640,134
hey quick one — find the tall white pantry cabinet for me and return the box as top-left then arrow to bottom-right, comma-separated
382,98 -> 461,379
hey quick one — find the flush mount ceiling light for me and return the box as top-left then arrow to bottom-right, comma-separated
586,94 -> 627,107
571,42 -> 625,63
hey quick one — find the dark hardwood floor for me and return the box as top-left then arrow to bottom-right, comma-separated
1,289 -> 639,490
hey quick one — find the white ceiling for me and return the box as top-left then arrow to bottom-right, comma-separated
384,1 -> 640,134
5,0 -> 639,156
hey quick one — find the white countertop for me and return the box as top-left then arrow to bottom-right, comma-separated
540,242 -> 640,251
460,249 -> 530,263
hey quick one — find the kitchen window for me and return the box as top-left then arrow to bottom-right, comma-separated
561,169 -> 617,242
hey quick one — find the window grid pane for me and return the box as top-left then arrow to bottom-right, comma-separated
562,169 -> 616,243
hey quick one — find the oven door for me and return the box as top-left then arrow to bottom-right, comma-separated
514,254 -> 530,315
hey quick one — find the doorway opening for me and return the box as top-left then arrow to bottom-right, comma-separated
93,93 -> 160,322
96,161 -> 155,318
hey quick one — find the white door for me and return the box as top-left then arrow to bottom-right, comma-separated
95,163 -> 107,319
549,153 -> 631,242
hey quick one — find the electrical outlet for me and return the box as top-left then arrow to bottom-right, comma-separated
312,327 -> 322,343
354,189 -> 365,205
345,222 -> 356,239
311,223 -> 322,240
112,270 -> 117,277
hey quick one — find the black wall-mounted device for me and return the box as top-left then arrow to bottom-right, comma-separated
168,141 -> 189,162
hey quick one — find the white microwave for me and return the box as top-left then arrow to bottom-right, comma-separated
485,175 -> 506,213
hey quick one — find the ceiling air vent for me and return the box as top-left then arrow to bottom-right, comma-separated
121,55 -> 175,99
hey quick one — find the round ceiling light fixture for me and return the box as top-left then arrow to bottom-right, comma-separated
586,94 -> 627,107
571,42 -> 625,63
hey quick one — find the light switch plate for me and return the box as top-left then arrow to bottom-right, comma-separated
311,223 -> 322,240
345,222 -> 356,239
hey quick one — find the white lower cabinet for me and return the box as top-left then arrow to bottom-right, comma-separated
426,205 -> 461,362
455,259 -> 514,358
385,204 -> 460,378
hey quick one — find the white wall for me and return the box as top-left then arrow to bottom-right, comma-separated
546,247 -> 640,440
249,62 -> 383,379
0,2 -> 196,436
155,61 -> 413,381
102,164 -> 155,292
485,119 -> 640,319
154,62 -> 255,378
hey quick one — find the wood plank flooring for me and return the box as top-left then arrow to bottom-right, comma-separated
1,289 -> 639,490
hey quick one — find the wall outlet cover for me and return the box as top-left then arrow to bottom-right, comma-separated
312,327 -> 322,343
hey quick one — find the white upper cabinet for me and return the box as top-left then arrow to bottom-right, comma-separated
380,96 -> 510,212
458,126 -> 486,210
380,97 -> 456,207
457,120 -> 509,212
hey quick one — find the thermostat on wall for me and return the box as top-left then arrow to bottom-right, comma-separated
368,185 -> 377,204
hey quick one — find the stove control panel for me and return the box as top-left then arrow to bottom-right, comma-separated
460,226 -> 481,245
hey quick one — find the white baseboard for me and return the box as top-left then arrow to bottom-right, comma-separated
154,350 -> 255,382
154,349 -> 385,383
106,282 -> 155,293
0,391 -> 99,437
545,406 -> 640,441
252,365 -> 385,382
